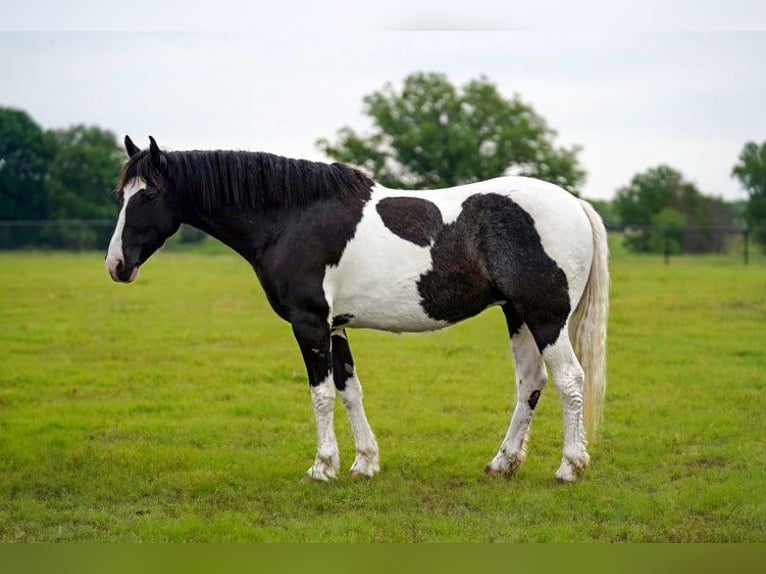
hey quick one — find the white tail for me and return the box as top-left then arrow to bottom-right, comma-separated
569,199 -> 610,441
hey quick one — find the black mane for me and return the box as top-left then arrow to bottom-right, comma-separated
118,149 -> 373,212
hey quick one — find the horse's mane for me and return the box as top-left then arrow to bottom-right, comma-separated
116,149 -> 373,211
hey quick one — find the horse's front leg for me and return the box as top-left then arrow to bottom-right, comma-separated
332,330 -> 380,479
292,312 -> 339,481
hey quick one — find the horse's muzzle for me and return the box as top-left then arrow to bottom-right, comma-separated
106,256 -> 139,283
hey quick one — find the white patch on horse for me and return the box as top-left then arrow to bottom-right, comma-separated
542,330 -> 589,482
305,375 -> 340,481
105,177 -> 145,278
323,185 -> 448,333
339,373 -> 380,478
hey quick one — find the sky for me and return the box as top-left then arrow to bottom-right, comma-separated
2,18 -> 765,201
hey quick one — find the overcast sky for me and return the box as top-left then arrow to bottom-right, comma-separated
2,29 -> 765,200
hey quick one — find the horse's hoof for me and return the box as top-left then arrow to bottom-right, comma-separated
554,473 -> 576,484
554,454 -> 588,483
484,464 -> 509,478
554,465 -> 584,484
484,464 -> 518,478
485,455 -> 524,478
302,467 -> 337,483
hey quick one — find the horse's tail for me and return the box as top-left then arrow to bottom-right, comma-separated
569,199 -> 610,442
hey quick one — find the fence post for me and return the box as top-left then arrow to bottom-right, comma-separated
744,228 -> 750,266
663,227 -> 670,265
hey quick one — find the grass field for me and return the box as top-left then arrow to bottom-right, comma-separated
1,244 -> 764,542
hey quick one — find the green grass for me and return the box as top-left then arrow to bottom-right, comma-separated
0,246 -> 764,542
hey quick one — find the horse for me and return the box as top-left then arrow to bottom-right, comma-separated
105,135 -> 609,483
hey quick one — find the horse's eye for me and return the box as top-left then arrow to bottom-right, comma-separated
142,187 -> 159,200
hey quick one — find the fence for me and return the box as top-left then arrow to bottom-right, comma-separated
0,220 -> 207,252
608,225 -> 766,265
0,220 -> 114,252
0,220 -> 764,264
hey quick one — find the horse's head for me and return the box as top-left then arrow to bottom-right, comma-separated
105,136 -> 182,283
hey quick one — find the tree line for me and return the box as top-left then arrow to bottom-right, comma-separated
2,71 -> 765,252
0,107 -> 124,248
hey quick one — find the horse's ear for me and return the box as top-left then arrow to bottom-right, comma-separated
124,135 -> 140,158
148,136 -> 167,173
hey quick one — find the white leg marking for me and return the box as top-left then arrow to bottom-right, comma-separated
543,330 -> 589,483
305,376 -> 340,481
486,326 -> 548,476
339,373 -> 380,478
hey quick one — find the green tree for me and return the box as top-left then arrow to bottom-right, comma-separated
317,72 -> 585,193
615,165 -> 734,254
0,107 -> 53,220
646,206 -> 685,254
45,125 -> 123,220
42,125 -> 124,248
732,141 -> 766,247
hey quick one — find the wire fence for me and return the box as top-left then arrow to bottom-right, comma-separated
607,224 -> 766,265
0,219 -> 765,264
0,220 -> 115,252
0,220 -> 207,253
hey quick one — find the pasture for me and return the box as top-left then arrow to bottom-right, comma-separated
0,244 -> 764,542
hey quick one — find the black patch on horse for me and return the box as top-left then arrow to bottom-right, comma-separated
331,314 -> 354,330
376,197 -> 444,246
502,304 -> 524,337
418,193 -> 570,350
331,334 -> 354,391
416,202 -> 499,324
528,389 -> 541,410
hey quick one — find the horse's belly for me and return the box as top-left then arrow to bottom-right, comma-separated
333,294 -> 447,333
322,219 -> 449,333
326,269 -> 448,333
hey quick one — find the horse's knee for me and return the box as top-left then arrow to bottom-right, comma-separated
553,363 -> 584,393
310,377 -> 336,411
543,343 -> 585,412
339,382 -> 363,409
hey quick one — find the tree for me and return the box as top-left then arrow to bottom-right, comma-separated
43,125 -> 124,248
45,125 -> 123,220
317,72 -> 585,193
614,165 -> 734,254
732,141 -> 766,247
0,107 -> 53,220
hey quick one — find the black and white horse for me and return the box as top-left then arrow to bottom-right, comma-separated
106,136 -> 609,483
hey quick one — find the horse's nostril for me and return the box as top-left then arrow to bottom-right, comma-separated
115,259 -> 124,274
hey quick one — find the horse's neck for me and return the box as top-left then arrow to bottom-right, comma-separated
182,200 -> 279,262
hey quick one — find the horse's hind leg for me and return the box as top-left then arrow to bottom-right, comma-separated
486,306 -> 548,477
332,330 -> 380,479
540,328 -> 589,483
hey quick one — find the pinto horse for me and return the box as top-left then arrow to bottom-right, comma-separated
106,136 -> 609,483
